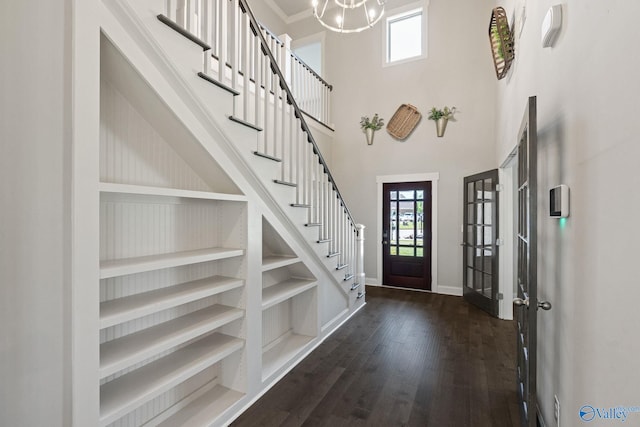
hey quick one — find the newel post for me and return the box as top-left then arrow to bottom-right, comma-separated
356,224 -> 366,299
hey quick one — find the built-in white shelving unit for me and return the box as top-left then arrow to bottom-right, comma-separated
99,70 -> 250,426
261,218 -> 318,381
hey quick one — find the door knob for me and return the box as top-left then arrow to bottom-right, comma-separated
513,297 -> 529,307
537,300 -> 552,311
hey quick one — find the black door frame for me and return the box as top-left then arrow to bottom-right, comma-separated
382,181 -> 432,290
377,174 -> 439,292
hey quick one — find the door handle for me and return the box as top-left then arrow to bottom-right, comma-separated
537,300 -> 552,311
513,298 -> 552,311
513,297 -> 529,307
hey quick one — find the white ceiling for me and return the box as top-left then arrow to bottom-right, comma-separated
267,0 -> 312,21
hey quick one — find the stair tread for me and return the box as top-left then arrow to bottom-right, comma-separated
229,116 -> 263,131
197,72 -> 239,96
157,15 -> 211,51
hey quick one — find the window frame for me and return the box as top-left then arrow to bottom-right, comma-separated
382,1 -> 429,67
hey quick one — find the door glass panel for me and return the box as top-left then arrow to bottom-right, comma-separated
467,182 -> 474,203
399,190 -> 414,200
399,247 -> 414,256
475,226 -> 484,246
483,273 -> 492,296
483,202 -> 492,225
416,190 -> 424,200
390,202 -> 397,244
416,247 -> 423,257
390,191 -> 398,200
467,246 -> 474,267
467,226 -> 474,244
467,204 -> 474,224
474,270 -> 483,291
390,246 -> 397,255
466,267 -> 474,288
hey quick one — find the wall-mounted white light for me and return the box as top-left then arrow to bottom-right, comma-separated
541,5 -> 562,48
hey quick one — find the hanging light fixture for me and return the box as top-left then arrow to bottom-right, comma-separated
312,0 -> 386,33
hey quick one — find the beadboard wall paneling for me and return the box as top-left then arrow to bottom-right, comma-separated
100,79 -> 212,192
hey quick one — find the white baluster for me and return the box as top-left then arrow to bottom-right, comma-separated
218,0 -> 227,83
242,12 -> 250,122
230,0 -> 239,92
202,0 -> 212,74
356,224 -> 366,298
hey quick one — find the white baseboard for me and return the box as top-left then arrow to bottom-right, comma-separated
365,277 -> 380,286
435,285 -> 463,296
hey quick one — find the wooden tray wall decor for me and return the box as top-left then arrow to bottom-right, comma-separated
386,104 -> 422,140
489,7 -> 514,80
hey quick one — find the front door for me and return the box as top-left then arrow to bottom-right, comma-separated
382,182 -> 432,290
462,169 -> 499,316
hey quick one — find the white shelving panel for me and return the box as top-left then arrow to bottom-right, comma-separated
98,156 -> 248,426
100,304 -> 243,378
262,278 -> 317,310
100,276 -> 243,329
100,248 -> 244,279
261,255 -> 300,271
262,333 -> 315,381
156,385 -> 245,427
100,332 -> 244,426
261,218 -> 318,382
99,182 -> 247,202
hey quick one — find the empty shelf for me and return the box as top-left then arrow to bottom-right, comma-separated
99,182 -> 247,202
261,255 -> 300,271
262,278 -> 317,310
157,385 -> 244,427
100,332 -> 243,426
100,276 -> 244,329
262,334 -> 314,381
100,247 -> 244,279
100,304 -> 243,378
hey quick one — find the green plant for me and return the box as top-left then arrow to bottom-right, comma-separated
360,113 -> 384,131
428,106 -> 456,121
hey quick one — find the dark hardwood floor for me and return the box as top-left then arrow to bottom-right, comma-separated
232,286 -> 520,427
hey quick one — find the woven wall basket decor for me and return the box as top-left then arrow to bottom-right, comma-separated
489,7 -> 515,80
386,104 -> 422,140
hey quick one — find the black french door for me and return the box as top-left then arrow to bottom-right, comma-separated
462,169 -> 499,316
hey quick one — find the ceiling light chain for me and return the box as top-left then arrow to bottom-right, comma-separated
312,0 -> 386,33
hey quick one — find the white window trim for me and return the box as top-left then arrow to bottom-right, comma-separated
382,0 -> 429,67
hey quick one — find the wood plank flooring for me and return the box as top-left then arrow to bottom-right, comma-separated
231,286 -> 520,427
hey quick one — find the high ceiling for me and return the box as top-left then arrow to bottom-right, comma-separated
268,0 -> 311,20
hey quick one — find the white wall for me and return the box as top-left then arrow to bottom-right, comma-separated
0,1 -> 71,425
279,0 -> 498,289
246,0 -> 287,35
495,1 -> 640,425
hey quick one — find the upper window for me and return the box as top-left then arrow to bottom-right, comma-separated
384,3 -> 428,66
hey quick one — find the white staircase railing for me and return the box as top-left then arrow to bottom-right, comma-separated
259,26 -> 333,127
160,0 -> 363,294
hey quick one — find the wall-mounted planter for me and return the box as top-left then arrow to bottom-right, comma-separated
435,118 -> 448,137
365,128 -> 375,145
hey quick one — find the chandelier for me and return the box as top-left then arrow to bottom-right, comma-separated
312,0 -> 386,33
